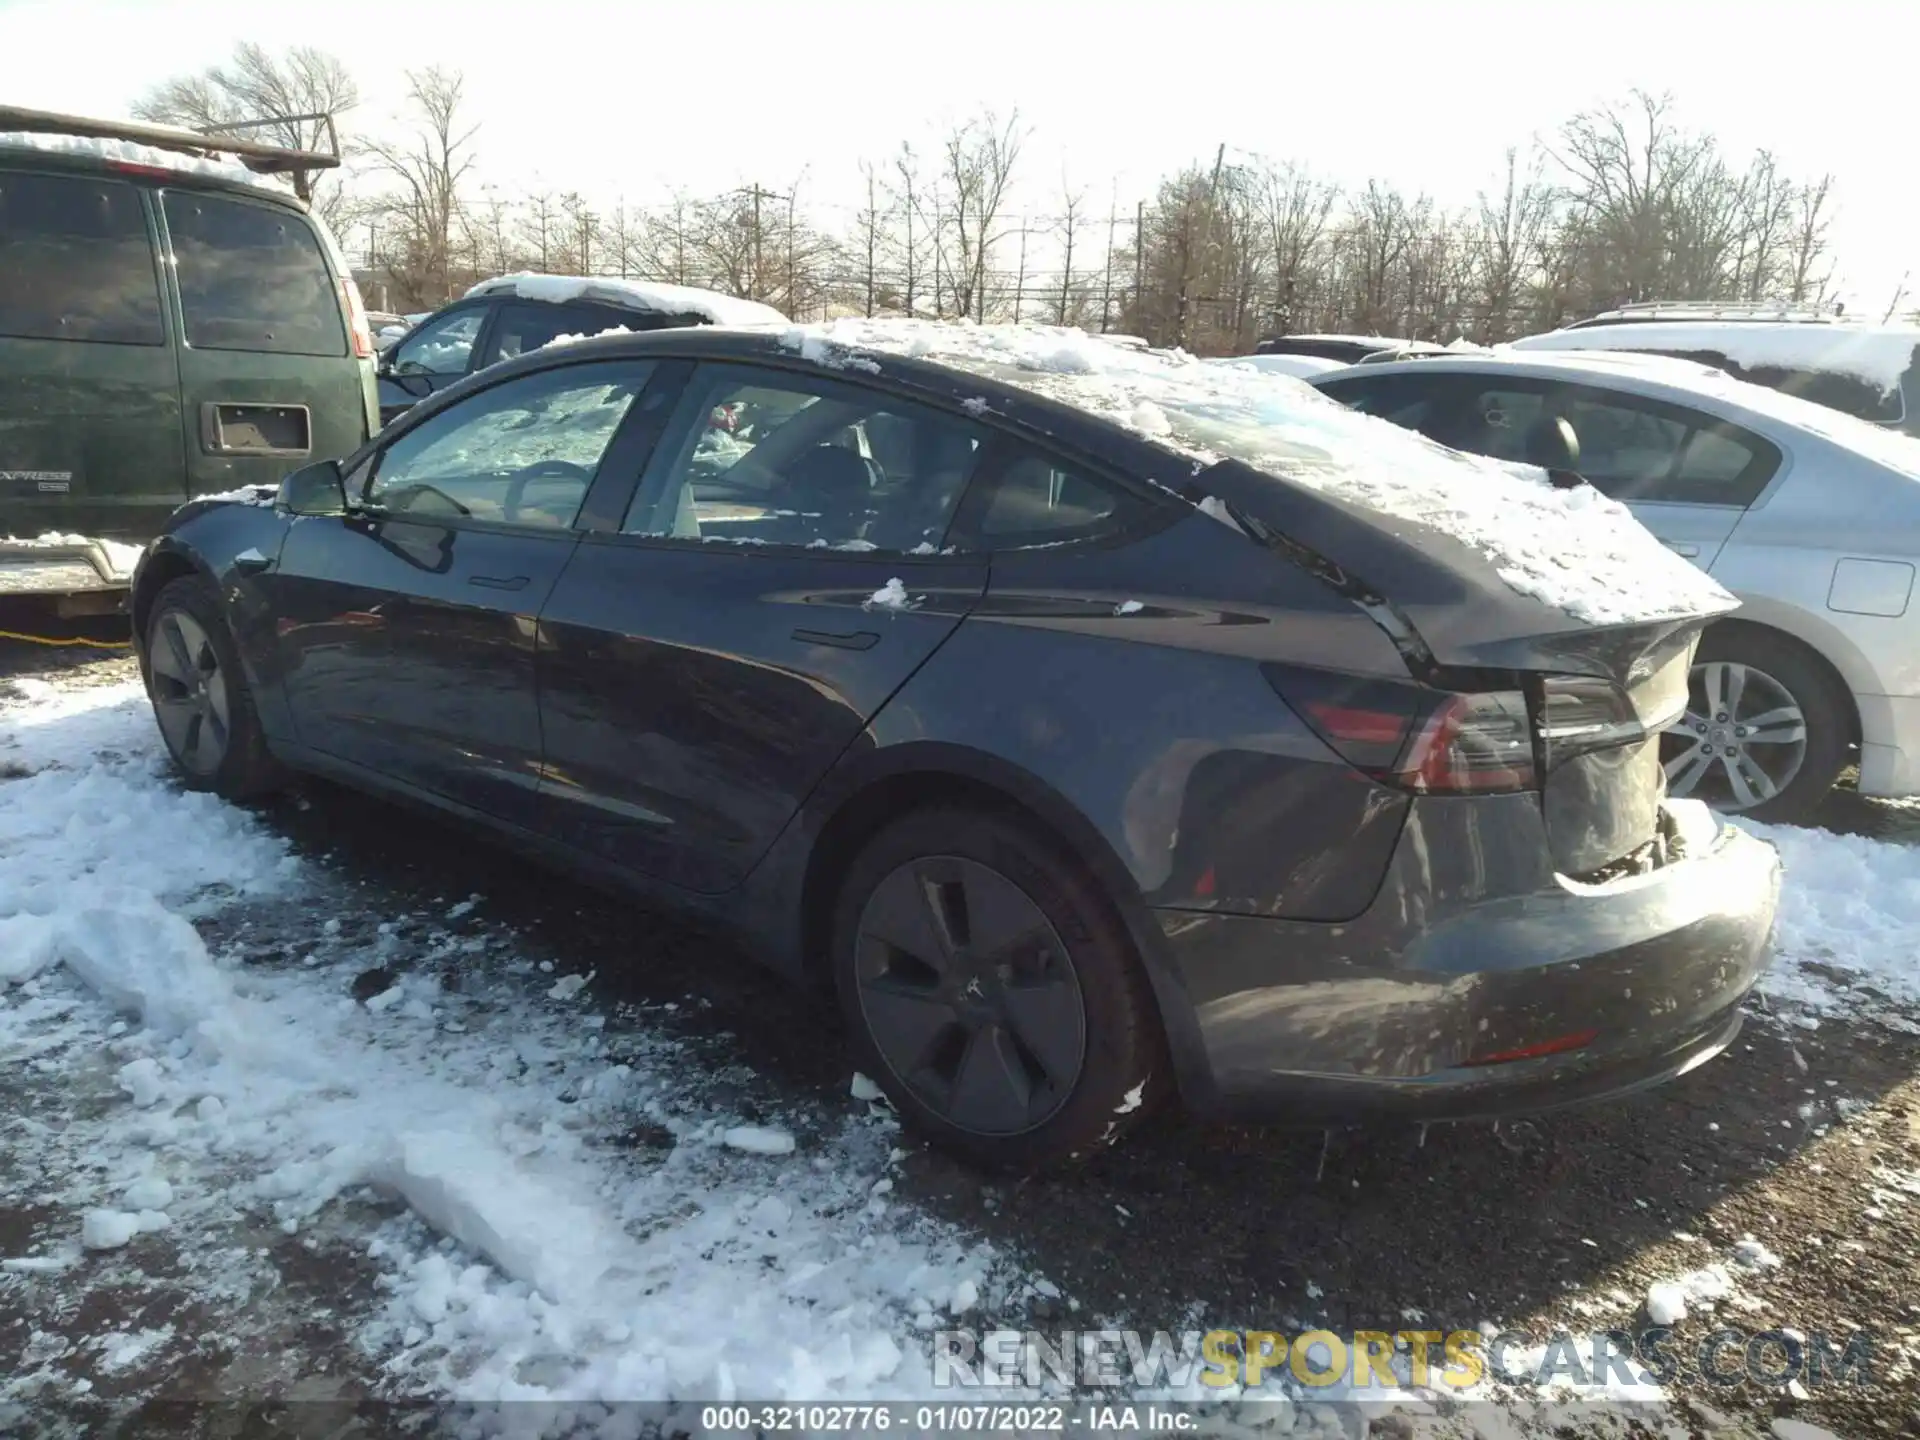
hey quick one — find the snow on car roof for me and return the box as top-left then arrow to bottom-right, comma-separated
0,128 -> 265,189
1511,321 -> 1920,395
466,273 -> 787,328
781,319 -> 1730,627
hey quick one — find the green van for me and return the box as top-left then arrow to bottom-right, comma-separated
0,106 -> 378,604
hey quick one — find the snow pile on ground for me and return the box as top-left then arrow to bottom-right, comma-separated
1740,817 -> 1920,1020
0,678 -> 1024,1405
778,319 -> 1731,628
1511,321 -> 1919,396
468,272 -> 787,328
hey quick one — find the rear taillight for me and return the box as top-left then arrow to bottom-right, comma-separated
1266,665 -> 1536,794
340,275 -> 373,359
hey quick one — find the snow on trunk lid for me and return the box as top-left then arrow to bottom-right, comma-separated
779,320 -> 1733,628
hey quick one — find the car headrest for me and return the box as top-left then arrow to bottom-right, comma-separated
1523,415 -> 1582,472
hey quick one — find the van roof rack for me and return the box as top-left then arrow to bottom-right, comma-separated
0,104 -> 340,200
1566,299 -> 1847,330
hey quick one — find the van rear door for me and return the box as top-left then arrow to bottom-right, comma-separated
157,187 -> 370,498
0,167 -> 185,539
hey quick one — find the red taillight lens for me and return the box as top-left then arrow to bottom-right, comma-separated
340,276 -> 373,359
1269,665 -> 1536,795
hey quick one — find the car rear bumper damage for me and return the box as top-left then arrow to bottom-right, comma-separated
0,536 -> 138,599
1152,797 -> 1781,1123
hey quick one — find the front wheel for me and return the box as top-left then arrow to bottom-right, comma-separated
144,574 -> 282,800
1661,627 -> 1851,825
831,806 -> 1165,1171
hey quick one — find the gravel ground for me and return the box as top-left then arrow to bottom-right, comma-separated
3,623 -> 1917,1437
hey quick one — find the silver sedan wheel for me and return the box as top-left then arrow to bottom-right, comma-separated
147,609 -> 232,777
1663,660 -> 1808,812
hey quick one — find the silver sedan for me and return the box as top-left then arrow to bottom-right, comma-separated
1311,349 -> 1920,823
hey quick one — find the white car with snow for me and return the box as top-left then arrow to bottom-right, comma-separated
1509,306 -> 1920,438
1314,348 -> 1920,823
375,273 -> 786,428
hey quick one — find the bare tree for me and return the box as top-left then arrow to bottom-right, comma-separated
361,68 -> 477,308
935,111 -> 1026,321
884,143 -> 933,316
855,161 -> 885,316
1051,181 -> 1092,325
1470,148 -> 1555,338
135,43 -> 358,221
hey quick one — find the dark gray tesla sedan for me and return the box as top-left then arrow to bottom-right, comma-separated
129,320 -> 1781,1170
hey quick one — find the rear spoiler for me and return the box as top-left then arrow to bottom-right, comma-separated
0,104 -> 340,200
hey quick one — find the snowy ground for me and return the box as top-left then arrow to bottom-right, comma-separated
3,646 -> 1917,1438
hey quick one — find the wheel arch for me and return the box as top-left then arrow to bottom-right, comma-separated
130,539 -> 215,655
789,742 -> 1218,1109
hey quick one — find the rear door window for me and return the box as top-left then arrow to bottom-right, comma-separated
0,171 -> 163,345
163,191 -> 345,356
971,449 -> 1150,549
1453,380 -> 1777,505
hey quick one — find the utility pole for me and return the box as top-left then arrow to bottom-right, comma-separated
786,188 -> 798,318
1133,200 -> 1144,331
1176,142 -> 1227,349
1013,224 -> 1027,323
734,184 -> 785,302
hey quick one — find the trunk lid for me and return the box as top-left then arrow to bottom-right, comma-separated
1193,458 -> 1728,875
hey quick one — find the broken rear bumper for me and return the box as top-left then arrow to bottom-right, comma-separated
1150,796 -> 1781,1123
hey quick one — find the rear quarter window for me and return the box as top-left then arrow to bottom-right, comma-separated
163,190 -> 345,356
0,170 -> 163,345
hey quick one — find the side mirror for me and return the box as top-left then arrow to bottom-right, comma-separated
280,459 -> 348,516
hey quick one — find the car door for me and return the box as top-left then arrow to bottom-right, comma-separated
0,168 -> 185,537
377,301 -> 493,426
269,356 -> 658,825
534,360 -> 993,892
1441,378 -> 1780,569
158,188 -> 370,495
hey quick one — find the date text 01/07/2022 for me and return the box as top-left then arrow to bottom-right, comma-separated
698,1403 -> 1199,1433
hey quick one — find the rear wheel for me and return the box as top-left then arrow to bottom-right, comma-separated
144,575 -> 282,799
831,806 -> 1163,1171
1662,627 -> 1850,826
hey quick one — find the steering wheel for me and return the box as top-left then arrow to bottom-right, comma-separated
503,460 -> 594,524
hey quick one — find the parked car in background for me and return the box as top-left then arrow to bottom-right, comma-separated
1254,334 -> 1442,365
130,321 -> 1777,1168
1313,349 -> 1920,822
0,105 -> 377,604
1209,353 -> 1346,379
375,274 -> 785,427
1511,303 -> 1920,437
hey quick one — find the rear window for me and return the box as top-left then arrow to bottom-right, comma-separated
163,191 -> 345,356
0,171 -> 162,345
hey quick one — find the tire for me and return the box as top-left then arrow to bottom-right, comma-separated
831,805 -> 1165,1171
142,574 -> 283,800
1662,625 -> 1851,826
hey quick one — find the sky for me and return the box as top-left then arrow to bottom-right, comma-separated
3,0 -> 1914,313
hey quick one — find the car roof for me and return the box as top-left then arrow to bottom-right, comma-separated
464,273 -> 788,328
0,111 -> 323,208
